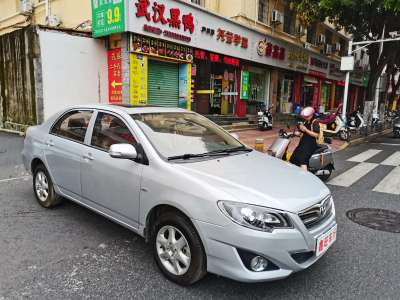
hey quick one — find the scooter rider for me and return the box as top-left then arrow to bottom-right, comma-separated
290,106 -> 320,171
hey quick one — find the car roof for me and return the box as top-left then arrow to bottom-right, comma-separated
67,104 -> 190,115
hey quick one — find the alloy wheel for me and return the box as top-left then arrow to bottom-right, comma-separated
156,225 -> 191,276
35,171 -> 49,202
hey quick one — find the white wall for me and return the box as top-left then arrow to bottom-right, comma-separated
39,29 -> 108,120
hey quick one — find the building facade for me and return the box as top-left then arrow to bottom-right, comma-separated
0,0 -> 369,131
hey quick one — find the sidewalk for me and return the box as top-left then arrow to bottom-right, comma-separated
236,127 -> 347,153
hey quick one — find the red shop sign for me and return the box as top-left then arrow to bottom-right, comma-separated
135,0 -> 195,42
257,40 -> 285,60
108,48 -> 122,104
194,49 -> 240,67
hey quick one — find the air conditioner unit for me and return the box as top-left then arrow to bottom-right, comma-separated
324,44 -> 333,55
318,34 -> 326,45
271,10 -> 284,25
335,42 -> 341,52
20,0 -> 32,13
303,42 -> 312,49
296,25 -> 307,37
47,15 -> 62,27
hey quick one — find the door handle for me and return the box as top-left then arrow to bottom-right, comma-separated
46,140 -> 54,147
83,153 -> 94,161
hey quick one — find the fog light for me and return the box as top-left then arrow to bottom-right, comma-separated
250,256 -> 269,272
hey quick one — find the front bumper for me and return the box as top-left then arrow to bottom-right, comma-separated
194,206 -> 336,283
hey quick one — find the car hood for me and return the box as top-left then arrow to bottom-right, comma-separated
175,150 -> 330,213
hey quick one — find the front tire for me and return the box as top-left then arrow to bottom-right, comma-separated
152,211 -> 206,286
33,164 -> 62,208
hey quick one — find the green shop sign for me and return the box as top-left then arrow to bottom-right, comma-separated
241,71 -> 250,100
92,0 -> 125,37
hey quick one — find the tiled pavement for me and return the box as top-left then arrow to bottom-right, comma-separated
237,127 -> 347,153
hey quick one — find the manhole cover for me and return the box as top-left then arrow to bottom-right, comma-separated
346,208 -> 400,233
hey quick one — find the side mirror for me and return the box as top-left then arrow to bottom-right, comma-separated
109,144 -> 138,160
231,133 -> 239,140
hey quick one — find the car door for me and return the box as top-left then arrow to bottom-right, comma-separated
80,111 -> 143,228
45,109 -> 94,197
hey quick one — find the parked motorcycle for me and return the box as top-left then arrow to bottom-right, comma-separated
318,105 -> 351,142
394,116 -> 400,138
257,105 -> 273,131
347,107 -> 366,131
268,128 -> 335,181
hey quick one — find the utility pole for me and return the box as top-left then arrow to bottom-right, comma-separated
341,32 -> 400,121
341,40 -> 353,120
373,25 -> 386,115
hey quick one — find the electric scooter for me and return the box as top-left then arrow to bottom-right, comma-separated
318,104 -> 351,141
267,128 -> 335,181
257,105 -> 273,131
347,107 -> 366,131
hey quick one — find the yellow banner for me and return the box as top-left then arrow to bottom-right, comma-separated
130,54 -> 148,105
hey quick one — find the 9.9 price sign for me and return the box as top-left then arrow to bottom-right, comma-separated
92,0 -> 125,37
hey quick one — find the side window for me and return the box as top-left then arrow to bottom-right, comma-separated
91,112 -> 137,151
51,110 -> 93,143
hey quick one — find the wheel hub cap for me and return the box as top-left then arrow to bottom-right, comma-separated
156,225 -> 191,276
35,171 -> 49,202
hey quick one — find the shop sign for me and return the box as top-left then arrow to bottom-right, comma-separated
107,48 -> 123,103
130,53 -> 148,105
257,40 -> 285,60
287,49 -> 309,71
92,0 -> 125,37
309,70 -> 326,78
194,49 -> 240,67
133,0 -> 194,43
240,71 -> 250,100
131,34 -> 193,62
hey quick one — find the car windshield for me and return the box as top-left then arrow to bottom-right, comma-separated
131,112 -> 246,160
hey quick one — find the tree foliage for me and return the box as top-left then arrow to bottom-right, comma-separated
290,0 -> 400,100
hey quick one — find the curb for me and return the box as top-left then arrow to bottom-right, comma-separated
0,128 -> 25,137
348,128 -> 392,146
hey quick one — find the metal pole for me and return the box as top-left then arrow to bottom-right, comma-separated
342,40 -> 353,120
373,25 -> 385,115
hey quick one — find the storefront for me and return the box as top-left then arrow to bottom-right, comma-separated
93,0 -> 348,116
130,34 -> 193,109
246,65 -> 271,114
192,49 -> 240,115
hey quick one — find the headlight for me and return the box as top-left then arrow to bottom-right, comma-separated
217,201 -> 292,232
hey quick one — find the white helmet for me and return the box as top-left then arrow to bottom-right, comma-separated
300,106 -> 315,118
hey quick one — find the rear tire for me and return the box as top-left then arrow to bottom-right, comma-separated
33,164 -> 62,208
152,211 -> 207,286
339,130 -> 350,142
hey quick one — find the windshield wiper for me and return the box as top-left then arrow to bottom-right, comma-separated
206,146 -> 253,154
167,146 -> 251,161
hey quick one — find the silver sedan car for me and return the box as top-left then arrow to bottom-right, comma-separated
22,104 -> 337,285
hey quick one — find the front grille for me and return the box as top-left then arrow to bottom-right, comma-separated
299,196 -> 333,229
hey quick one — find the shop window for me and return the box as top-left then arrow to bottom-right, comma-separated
249,72 -> 266,103
258,0 -> 268,24
283,5 -> 296,35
